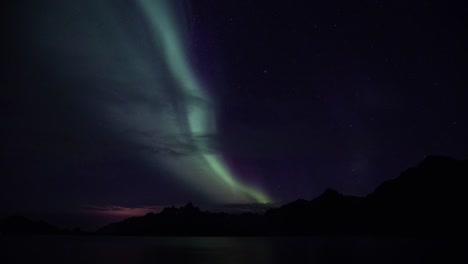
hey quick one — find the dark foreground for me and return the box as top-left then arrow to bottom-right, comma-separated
1,235 -> 467,264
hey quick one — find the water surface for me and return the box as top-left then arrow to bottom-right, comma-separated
1,236 -> 465,263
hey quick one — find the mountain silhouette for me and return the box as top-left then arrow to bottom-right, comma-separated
363,155 -> 467,235
97,155 -> 468,236
3,155 -> 467,236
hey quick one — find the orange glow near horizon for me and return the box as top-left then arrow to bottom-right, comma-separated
81,205 -> 165,221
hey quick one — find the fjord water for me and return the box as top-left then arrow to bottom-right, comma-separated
1,236 -> 465,264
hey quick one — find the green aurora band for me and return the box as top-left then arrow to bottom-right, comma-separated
32,0 -> 270,203
136,0 -> 271,203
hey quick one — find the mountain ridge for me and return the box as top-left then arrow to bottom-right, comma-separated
2,155 -> 467,236
96,155 -> 467,236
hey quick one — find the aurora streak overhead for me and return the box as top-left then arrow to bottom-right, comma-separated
24,0 -> 270,204
135,0 -> 270,203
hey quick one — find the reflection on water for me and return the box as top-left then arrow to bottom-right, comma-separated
1,236 -> 466,264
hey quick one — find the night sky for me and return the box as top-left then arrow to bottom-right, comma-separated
1,0 -> 467,227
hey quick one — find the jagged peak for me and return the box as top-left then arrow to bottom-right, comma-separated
314,188 -> 342,200
322,188 -> 341,197
308,188 -> 345,206
183,202 -> 195,209
181,202 -> 201,213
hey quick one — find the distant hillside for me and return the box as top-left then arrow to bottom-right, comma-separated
97,155 -> 468,236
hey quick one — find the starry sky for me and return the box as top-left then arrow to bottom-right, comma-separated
1,0 -> 467,226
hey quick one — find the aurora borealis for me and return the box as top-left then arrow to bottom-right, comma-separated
2,0 -> 468,228
25,0 -> 272,203
136,0 -> 270,203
